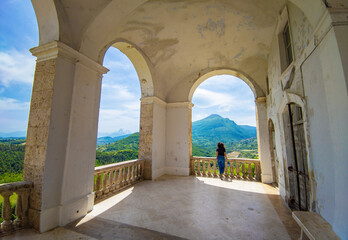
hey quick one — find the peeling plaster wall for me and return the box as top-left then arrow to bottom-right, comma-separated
78,0 -> 285,102
267,3 -> 348,238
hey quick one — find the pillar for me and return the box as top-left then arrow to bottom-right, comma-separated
165,102 -> 193,176
255,97 -> 273,183
139,97 -> 167,180
24,41 -> 108,232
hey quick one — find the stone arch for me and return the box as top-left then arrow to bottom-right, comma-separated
188,69 -> 264,102
188,69 -> 273,183
31,0 -> 59,45
98,40 -> 156,180
99,40 -> 154,98
288,0 -> 326,27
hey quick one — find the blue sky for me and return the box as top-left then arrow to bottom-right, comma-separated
0,1 -> 256,136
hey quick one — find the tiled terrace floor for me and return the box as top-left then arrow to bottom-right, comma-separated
4,175 -> 301,240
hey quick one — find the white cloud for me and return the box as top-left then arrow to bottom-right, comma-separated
0,98 -> 30,132
0,98 -> 30,111
101,83 -> 137,102
105,59 -> 134,71
0,49 -> 35,86
98,108 -> 139,133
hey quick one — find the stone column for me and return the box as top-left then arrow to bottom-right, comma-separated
255,97 -> 273,183
165,102 -> 193,176
24,41 -> 108,232
139,96 -> 167,180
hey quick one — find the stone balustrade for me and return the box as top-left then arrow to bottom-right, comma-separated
94,159 -> 145,203
0,181 -> 33,236
191,157 -> 261,181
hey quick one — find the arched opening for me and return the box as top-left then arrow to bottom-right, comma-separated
0,1 -> 38,184
188,72 -> 271,181
97,41 -> 155,181
191,74 -> 258,159
269,119 -> 279,187
96,46 -> 141,166
282,103 -> 310,211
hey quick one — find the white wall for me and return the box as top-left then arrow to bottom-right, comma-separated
165,103 -> 191,176
302,25 -> 348,238
152,100 -> 167,179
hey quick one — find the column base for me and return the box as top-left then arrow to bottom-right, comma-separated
29,192 -> 95,233
261,173 -> 273,184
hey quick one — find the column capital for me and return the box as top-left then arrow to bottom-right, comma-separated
141,96 -> 167,107
30,41 -> 109,75
167,101 -> 194,109
255,97 -> 267,104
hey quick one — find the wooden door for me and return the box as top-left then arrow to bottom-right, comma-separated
287,104 -> 310,211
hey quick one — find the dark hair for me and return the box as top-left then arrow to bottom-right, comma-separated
217,142 -> 225,151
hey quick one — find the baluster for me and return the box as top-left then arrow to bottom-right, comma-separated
224,160 -> 229,179
202,160 -> 207,177
126,166 -> 130,184
207,159 -> 212,177
115,168 -> 120,189
197,160 -> 201,176
133,164 -> 137,181
230,160 -> 235,179
138,163 -> 141,180
242,162 -> 246,179
123,166 -> 127,185
248,163 -> 253,180
111,169 -> 116,190
14,190 -> 23,229
132,164 -> 135,181
141,161 -> 145,179
107,171 -> 112,191
120,167 -> 124,187
103,172 -> 109,194
137,163 -> 141,179
1,191 -> 13,232
256,162 -> 261,181
236,161 -> 240,179
129,165 -> 133,183
96,173 -> 102,192
131,164 -> 135,182
119,168 -> 124,187
194,159 -> 197,175
213,159 -> 217,177
21,190 -> 30,227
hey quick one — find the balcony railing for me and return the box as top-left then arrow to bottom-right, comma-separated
0,181 -> 33,236
191,157 -> 261,181
94,159 -> 145,203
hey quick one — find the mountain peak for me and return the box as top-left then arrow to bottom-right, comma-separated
206,114 -> 223,119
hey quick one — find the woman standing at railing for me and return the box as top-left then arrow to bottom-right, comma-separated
216,142 -> 228,180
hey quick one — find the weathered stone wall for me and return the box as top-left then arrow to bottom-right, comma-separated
139,101 -> 154,180
24,59 -> 57,230
267,3 -> 348,238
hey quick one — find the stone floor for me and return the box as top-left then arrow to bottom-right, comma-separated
3,175 -> 301,240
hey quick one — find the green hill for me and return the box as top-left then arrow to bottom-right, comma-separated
96,134 -> 132,146
192,114 -> 256,152
97,132 -> 139,152
0,115 -> 258,182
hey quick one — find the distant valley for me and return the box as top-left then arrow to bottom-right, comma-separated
0,114 -> 258,183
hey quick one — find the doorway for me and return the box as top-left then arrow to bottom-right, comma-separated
283,103 -> 310,211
